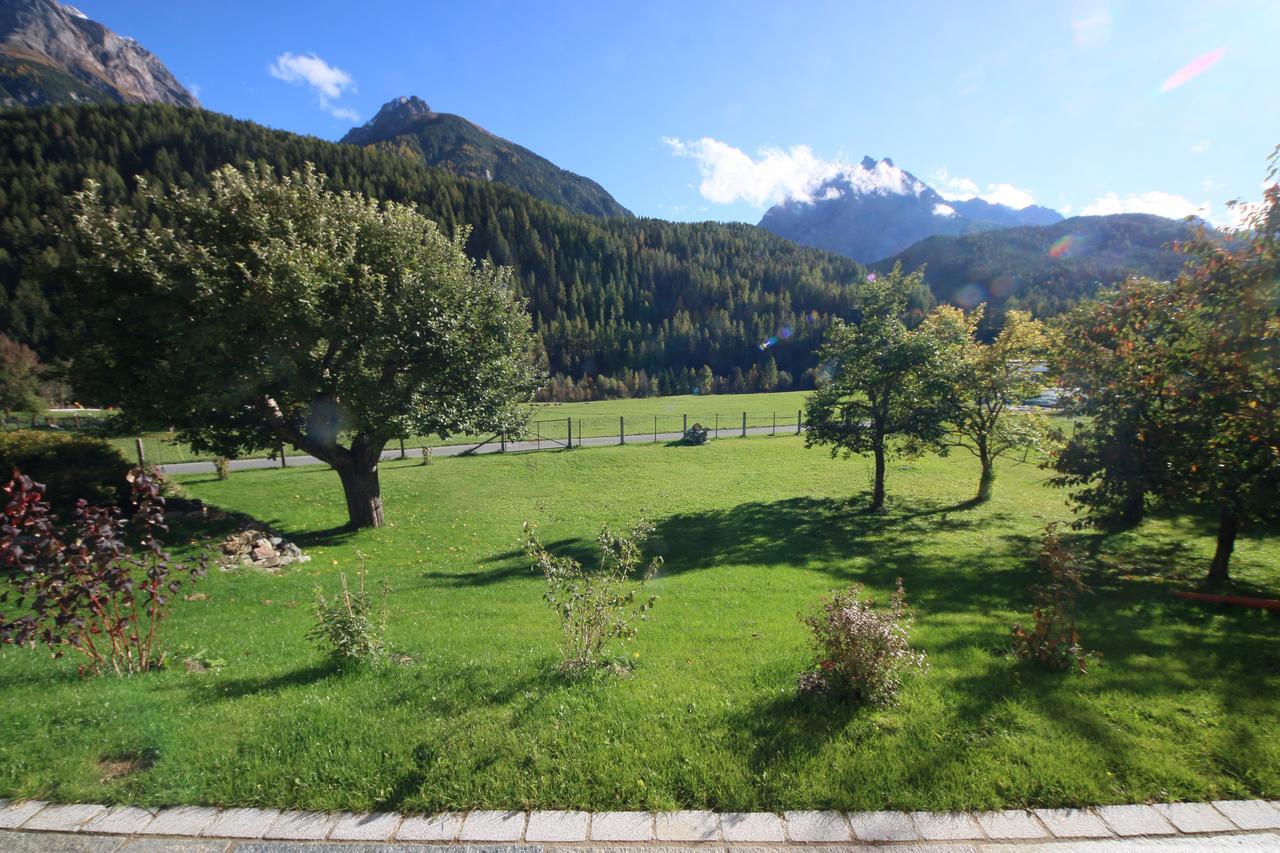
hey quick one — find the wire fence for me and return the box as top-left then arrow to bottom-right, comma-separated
4,408 -> 809,467
399,410 -> 806,458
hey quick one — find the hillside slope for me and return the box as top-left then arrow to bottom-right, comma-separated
876,213 -> 1197,318
0,104 -> 884,399
341,96 -> 630,219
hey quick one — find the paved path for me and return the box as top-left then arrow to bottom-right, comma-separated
2,800 -> 1278,851
160,426 -> 800,476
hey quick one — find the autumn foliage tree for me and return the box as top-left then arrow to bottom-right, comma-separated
68,164 -> 540,529
922,306 -> 1050,502
0,334 -> 43,416
1050,149 -> 1280,582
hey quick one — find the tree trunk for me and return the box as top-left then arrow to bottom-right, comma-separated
1119,486 -> 1145,526
1207,508 -> 1238,585
977,454 -> 995,502
871,440 -> 886,512
335,457 -> 385,529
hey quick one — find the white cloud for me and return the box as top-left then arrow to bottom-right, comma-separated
662,137 -> 928,208
662,137 -> 843,207
933,168 -> 1038,209
1190,140 -> 1212,154
984,183 -> 1038,209
269,52 -> 358,120
933,202 -> 957,217
1081,191 -> 1209,220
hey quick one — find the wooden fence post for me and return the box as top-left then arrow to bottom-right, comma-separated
500,432 -> 506,453
796,410 -> 802,434
773,412 -> 777,435
567,417 -> 572,449
683,413 -> 687,435
654,415 -> 658,443
135,438 -> 146,467
619,416 -> 625,445
279,441 -> 287,468
399,437 -> 406,459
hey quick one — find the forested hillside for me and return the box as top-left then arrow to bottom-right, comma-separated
876,213 -> 1197,327
0,104 -> 901,400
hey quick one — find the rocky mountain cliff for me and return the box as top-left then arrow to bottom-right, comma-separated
758,156 -> 1063,263
0,0 -> 197,108
341,96 -> 630,218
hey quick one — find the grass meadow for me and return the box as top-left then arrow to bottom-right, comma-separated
0,433 -> 1276,813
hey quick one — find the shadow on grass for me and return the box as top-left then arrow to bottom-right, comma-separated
192,660 -> 342,703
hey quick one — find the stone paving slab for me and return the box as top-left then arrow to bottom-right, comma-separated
526,810 -> 589,842
330,812 -> 403,842
1094,805 -> 1176,837
82,806 -> 157,835
395,813 -> 462,842
721,812 -> 786,842
655,810 -> 719,842
119,839 -> 230,852
784,811 -> 850,842
1034,809 -> 1113,839
459,810 -> 527,842
21,802 -> 107,832
912,810 -> 986,840
0,800 -> 50,829
264,810 -> 339,840
590,811 -> 654,841
134,806 -> 220,836
0,829 -> 123,852
1212,800 -> 1280,831
847,811 -> 917,842
1154,802 -> 1236,834
201,808 -> 281,839
976,809 -> 1050,840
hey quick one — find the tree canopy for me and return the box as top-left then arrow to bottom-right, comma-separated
69,163 -> 540,529
1049,152 -> 1280,581
804,265 -> 957,511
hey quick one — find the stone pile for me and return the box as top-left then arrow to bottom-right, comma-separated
219,524 -> 310,572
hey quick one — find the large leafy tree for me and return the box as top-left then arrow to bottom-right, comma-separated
69,163 -> 540,529
1049,276 -> 1182,527
922,307 -> 1050,502
1161,162 -> 1280,582
1048,151 -> 1280,582
804,265 -> 957,511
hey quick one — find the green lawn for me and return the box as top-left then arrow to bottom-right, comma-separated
103,390 -> 813,464
0,435 -> 1276,813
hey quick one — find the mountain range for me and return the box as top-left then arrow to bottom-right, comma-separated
758,156 -> 1063,264
0,0 -> 1202,400
0,0 -> 197,108
340,95 -> 630,219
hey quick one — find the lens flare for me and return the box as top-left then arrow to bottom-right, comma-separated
759,336 -> 779,351
1048,234 -> 1084,259
866,273 -> 877,282
989,274 -> 1018,298
1159,48 -> 1225,93
953,284 -> 988,309
779,326 -> 793,339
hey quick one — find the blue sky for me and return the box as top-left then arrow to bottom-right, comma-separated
76,0 -> 1278,225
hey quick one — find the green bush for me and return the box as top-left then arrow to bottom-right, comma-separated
308,555 -> 389,666
0,430 -> 131,513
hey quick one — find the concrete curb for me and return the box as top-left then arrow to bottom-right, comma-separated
1,798 -> 1278,847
